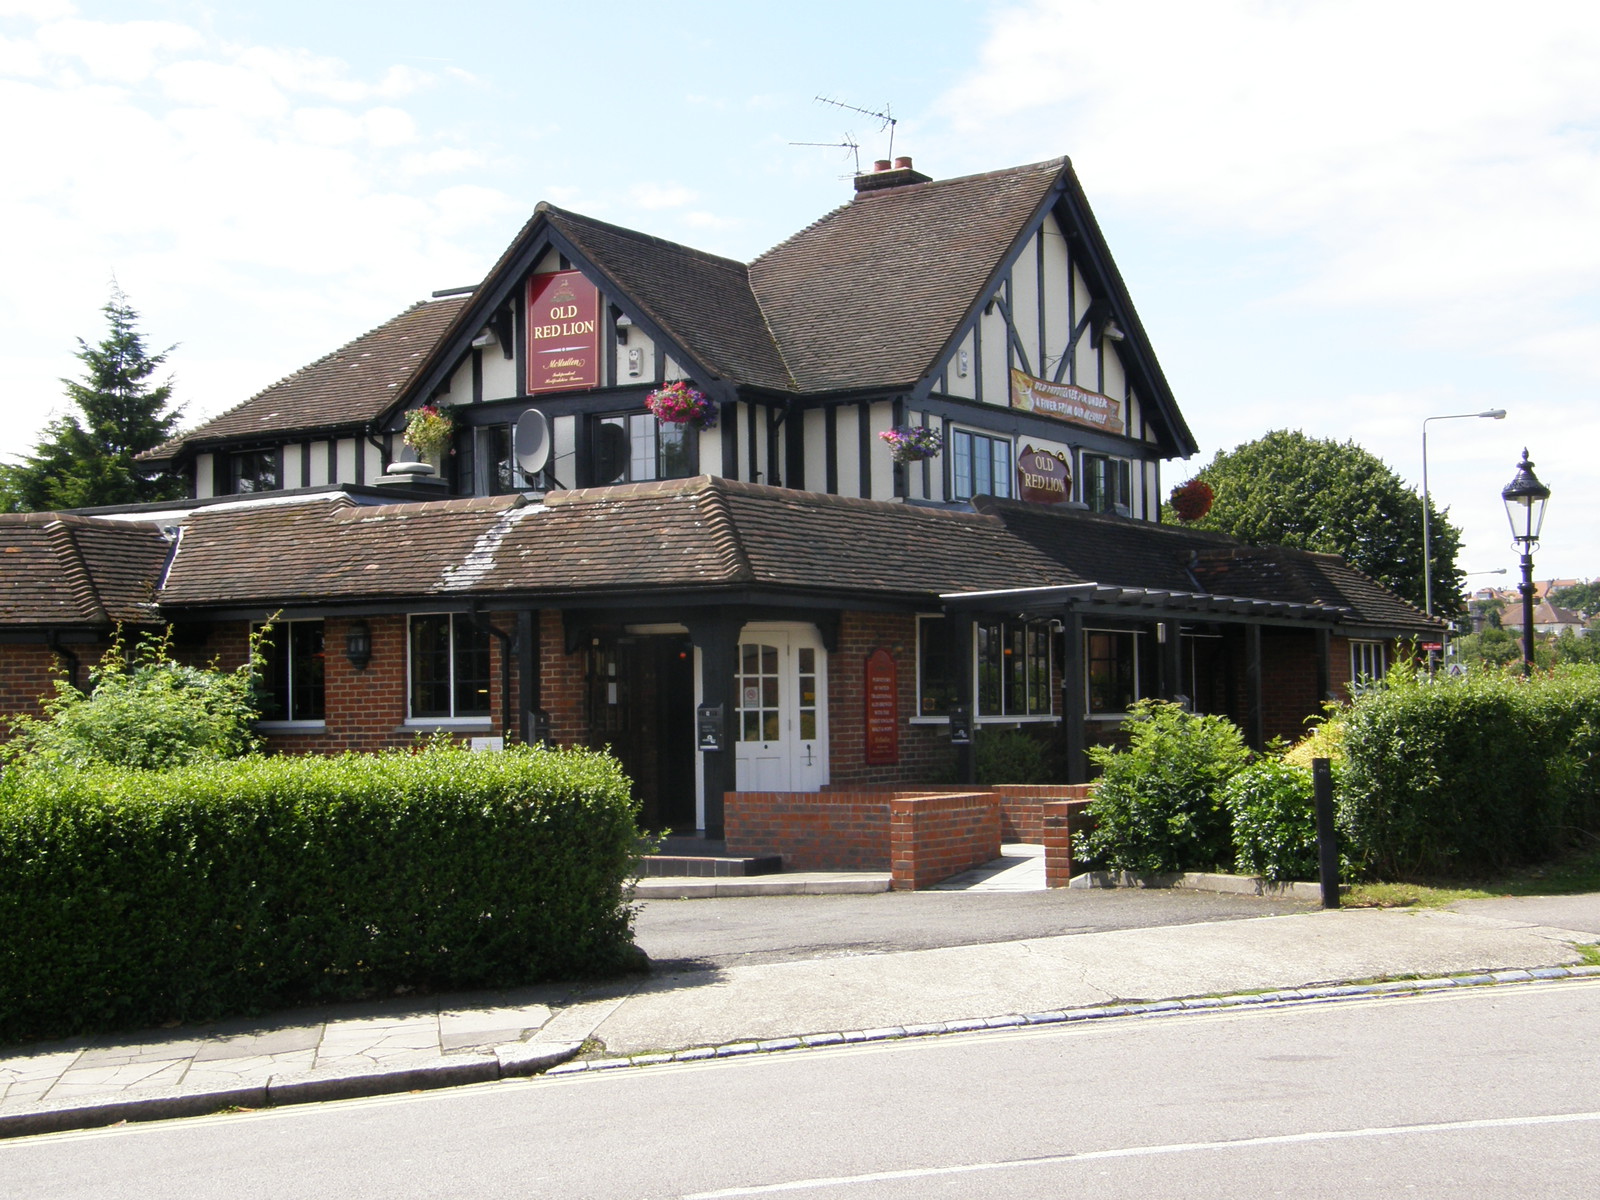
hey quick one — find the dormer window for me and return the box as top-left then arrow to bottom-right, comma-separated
591,413 -> 691,485
1081,452 -> 1131,515
228,449 -> 278,494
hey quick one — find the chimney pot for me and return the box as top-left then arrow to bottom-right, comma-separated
873,159 -> 892,173
894,156 -> 912,169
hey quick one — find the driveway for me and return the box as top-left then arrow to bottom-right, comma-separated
632,886 -> 1316,972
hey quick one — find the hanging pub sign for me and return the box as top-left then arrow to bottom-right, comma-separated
863,648 -> 899,766
526,270 -> 600,394
1017,444 -> 1071,505
1010,368 -> 1125,436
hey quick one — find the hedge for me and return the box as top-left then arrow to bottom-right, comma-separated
0,743 -> 641,1045
1340,665 -> 1600,878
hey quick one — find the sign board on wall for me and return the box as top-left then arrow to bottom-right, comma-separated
1017,444 -> 1071,505
1010,369 -> 1125,436
863,648 -> 899,766
526,270 -> 600,394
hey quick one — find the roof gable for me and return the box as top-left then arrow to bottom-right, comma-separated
0,513 -> 170,627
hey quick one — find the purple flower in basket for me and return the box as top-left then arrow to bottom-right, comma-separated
879,425 -> 943,463
645,381 -> 717,429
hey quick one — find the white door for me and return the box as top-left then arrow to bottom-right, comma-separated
735,629 -> 828,792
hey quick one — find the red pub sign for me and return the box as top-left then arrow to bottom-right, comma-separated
863,648 -> 899,766
526,270 -> 600,394
1017,444 -> 1071,505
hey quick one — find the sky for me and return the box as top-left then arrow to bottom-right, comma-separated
2,0 -> 1597,584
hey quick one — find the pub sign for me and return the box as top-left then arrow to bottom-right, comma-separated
526,270 -> 601,394
1017,444 -> 1071,505
1010,368 -> 1125,436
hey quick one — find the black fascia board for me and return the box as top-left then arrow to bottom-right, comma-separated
152,421 -> 371,464
1052,169 -> 1198,459
940,583 -> 1355,630
909,164 -> 1072,407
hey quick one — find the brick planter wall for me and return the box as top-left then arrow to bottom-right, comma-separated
1041,798 -> 1096,887
725,789 -> 1000,889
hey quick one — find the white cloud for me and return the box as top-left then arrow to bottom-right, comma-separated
35,17 -> 200,83
629,182 -> 697,210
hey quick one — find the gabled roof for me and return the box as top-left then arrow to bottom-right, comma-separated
0,513 -> 170,627
750,159 -> 1065,395
143,298 -> 470,463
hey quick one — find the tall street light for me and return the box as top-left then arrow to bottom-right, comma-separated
1501,449 -> 1552,675
1422,409 -> 1506,618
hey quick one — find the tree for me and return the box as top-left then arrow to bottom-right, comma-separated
1182,430 -> 1463,618
1548,581 -> 1600,618
0,286 -> 184,512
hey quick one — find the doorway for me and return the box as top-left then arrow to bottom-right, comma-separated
588,633 -> 697,833
734,626 -> 828,792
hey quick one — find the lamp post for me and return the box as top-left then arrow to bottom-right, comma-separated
1422,409 -> 1506,618
1501,449 -> 1551,675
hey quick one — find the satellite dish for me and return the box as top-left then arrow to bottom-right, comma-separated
514,409 -> 551,477
593,422 -> 629,485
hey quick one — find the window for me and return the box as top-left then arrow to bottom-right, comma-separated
1350,640 -> 1388,688
917,616 -> 1053,719
257,620 -> 325,723
229,449 -> 278,494
409,613 -> 492,720
592,413 -> 690,485
1081,452 -> 1132,515
484,425 -> 531,494
1087,629 -> 1139,715
950,429 -> 1013,501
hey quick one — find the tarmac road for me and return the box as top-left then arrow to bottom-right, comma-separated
632,887 -> 1316,971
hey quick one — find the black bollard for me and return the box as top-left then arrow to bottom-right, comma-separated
1312,756 -> 1339,909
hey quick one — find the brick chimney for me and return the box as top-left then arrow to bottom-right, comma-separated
854,155 -> 933,193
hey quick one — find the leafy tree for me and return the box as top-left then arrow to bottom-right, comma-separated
4,628 -> 261,771
1449,626 -> 1525,672
1548,581 -> 1600,618
1184,430 -> 1462,618
1552,627 -> 1600,666
0,286 -> 184,512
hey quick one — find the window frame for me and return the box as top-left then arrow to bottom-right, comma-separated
1350,639 -> 1388,689
1080,451 -> 1132,515
407,612 -> 493,725
949,427 -> 1014,502
1085,627 -> 1141,718
254,619 -> 326,727
228,448 -> 280,495
914,614 -> 1057,724
590,411 -> 693,486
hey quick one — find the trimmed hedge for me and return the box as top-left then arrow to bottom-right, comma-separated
0,743 -> 641,1045
1340,665 -> 1600,878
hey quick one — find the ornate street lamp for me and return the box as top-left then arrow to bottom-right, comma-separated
1501,449 -> 1551,674
1422,409 -> 1505,617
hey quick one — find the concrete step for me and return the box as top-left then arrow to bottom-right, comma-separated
637,854 -> 784,878
632,872 -> 893,899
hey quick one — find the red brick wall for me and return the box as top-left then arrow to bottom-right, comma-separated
828,612 -> 958,786
989,783 -> 1095,842
888,791 -> 999,890
0,641 -> 108,736
724,789 -> 891,871
1041,799 -> 1097,887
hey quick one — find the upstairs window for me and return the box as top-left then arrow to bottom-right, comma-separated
951,429 -> 1013,501
256,620 -> 325,723
409,613 -> 491,721
1082,452 -> 1132,515
592,413 -> 691,485
229,449 -> 278,494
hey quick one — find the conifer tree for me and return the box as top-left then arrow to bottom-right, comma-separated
0,286 -> 184,511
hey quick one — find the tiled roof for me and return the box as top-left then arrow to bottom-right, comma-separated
749,159 -> 1066,394
542,208 -> 795,392
143,298 -> 470,462
0,513 -> 170,627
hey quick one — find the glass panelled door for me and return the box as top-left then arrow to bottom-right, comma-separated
735,629 -> 827,792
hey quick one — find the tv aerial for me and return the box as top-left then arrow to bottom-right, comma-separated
791,96 -> 898,177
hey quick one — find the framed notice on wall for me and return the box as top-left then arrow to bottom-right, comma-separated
864,648 -> 899,766
526,270 -> 601,394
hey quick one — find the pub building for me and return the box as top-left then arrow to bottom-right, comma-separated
0,155 -> 1441,847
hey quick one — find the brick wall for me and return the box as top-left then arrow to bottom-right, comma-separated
726,788 -> 1000,890
1041,799 -> 1097,887
989,783 -> 1095,842
828,611 -> 958,786
0,641 -> 109,736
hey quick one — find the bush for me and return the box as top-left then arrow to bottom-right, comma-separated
1339,663 -> 1600,879
974,726 -> 1053,784
4,628 -> 261,770
0,742 -> 641,1044
1075,701 -> 1252,873
1223,757 -> 1321,882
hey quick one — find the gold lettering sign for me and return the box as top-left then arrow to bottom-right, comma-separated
1017,444 -> 1072,506
1010,369 -> 1125,436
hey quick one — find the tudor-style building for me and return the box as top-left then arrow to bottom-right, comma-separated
1,156 -> 1442,838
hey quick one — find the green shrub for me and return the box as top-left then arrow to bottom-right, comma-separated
1224,757 -> 1321,882
1075,701 -> 1252,873
0,742 -> 641,1044
4,628 -> 261,770
974,726 -> 1053,784
1339,663 -> 1600,879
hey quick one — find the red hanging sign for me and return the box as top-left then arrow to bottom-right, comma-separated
526,270 -> 600,394
864,648 -> 899,766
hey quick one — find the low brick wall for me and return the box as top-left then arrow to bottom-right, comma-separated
1041,799 -> 1096,887
989,784 -> 1095,842
725,789 -> 999,889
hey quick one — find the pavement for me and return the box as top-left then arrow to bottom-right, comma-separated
3,860 -> 1597,1141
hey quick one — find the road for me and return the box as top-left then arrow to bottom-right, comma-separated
6,978 -> 1596,1198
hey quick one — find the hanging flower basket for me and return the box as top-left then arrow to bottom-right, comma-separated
1170,477 -> 1214,522
879,425 -> 944,464
403,404 -> 455,461
645,381 -> 717,429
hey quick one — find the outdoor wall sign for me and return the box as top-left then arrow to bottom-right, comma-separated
526,270 -> 600,394
863,648 -> 899,766
1010,368 -> 1125,436
1017,444 -> 1071,505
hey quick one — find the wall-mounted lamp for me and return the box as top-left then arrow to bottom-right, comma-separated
1102,320 -> 1127,343
345,619 -> 372,670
